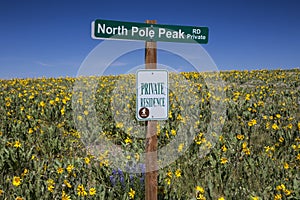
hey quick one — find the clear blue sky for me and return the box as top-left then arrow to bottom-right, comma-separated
0,0 -> 299,79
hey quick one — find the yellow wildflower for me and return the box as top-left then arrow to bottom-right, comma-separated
266,122 -> 270,129
168,111 -> 172,119
195,186 -> 205,194
176,114 -> 183,121
248,119 -> 257,127
125,137 -> 132,144
272,123 -> 279,130
221,145 -> 227,152
66,164 -> 74,173
287,123 -> 293,129
257,101 -> 264,106
89,187 -> 96,196
12,176 -> 21,186
128,188 -> 135,199
175,169 -> 181,178
64,180 -> 72,188
14,140 -> 21,148
57,167 -> 64,174
116,122 -> 124,129
167,171 -> 172,178
276,184 -> 285,191
84,157 -> 90,164
197,194 -> 206,200
49,100 -> 55,105
62,191 -> 71,200
77,184 -> 87,196
28,128 -> 34,134
274,193 -> 282,200
284,189 -> 292,196
220,157 -> 228,164
242,142 -> 247,149
39,101 -> 45,107
292,145 -> 298,150
279,137 -> 284,143
236,134 -> 244,140
165,178 -> 171,185
195,133 -> 204,144
165,130 -> 169,139
47,179 -> 55,192
61,107 -> 65,115
171,129 -> 176,136
134,153 -> 140,161
219,135 -> 224,142
243,148 -> 251,155
245,94 -> 251,101
178,143 -> 184,152
21,169 -> 28,177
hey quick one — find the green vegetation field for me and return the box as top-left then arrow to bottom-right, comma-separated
0,69 -> 299,200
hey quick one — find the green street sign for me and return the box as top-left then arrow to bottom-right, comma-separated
92,19 -> 209,44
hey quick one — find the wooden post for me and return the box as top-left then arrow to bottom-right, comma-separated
145,19 -> 158,200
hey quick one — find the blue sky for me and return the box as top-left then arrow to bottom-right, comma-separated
0,0 -> 299,79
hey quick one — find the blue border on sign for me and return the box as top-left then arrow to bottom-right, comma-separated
136,69 -> 169,121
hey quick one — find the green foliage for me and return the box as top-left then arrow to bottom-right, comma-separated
0,69 -> 299,199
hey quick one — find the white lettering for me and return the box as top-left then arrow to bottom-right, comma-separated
166,30 -> 172,38
139,29 -> 146,37
122,26 -> 128,35
149,29 -> 155,38
158,28 -> 166,38
187,34 -> 206,40
132,27 -> 156,38
97,23 -> 105,34
97,23 -> 128,35
106,26 -> 113,34
132,26 -> 139,36
158,28 -> 185,39
192,29 -> 201,34
178,29 -> 185,39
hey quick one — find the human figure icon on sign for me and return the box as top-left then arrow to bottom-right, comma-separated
139,107 -> 150,118
142,108 -> 146,115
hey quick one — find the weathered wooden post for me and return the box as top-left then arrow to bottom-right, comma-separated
145,19 -> 158,200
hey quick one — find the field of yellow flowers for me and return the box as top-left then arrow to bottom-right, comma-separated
0,69 -> 299,200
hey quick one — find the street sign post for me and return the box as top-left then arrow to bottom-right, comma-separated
91,18 -> 208,200
92,19 -> 209,44
143,20 -> 158,200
